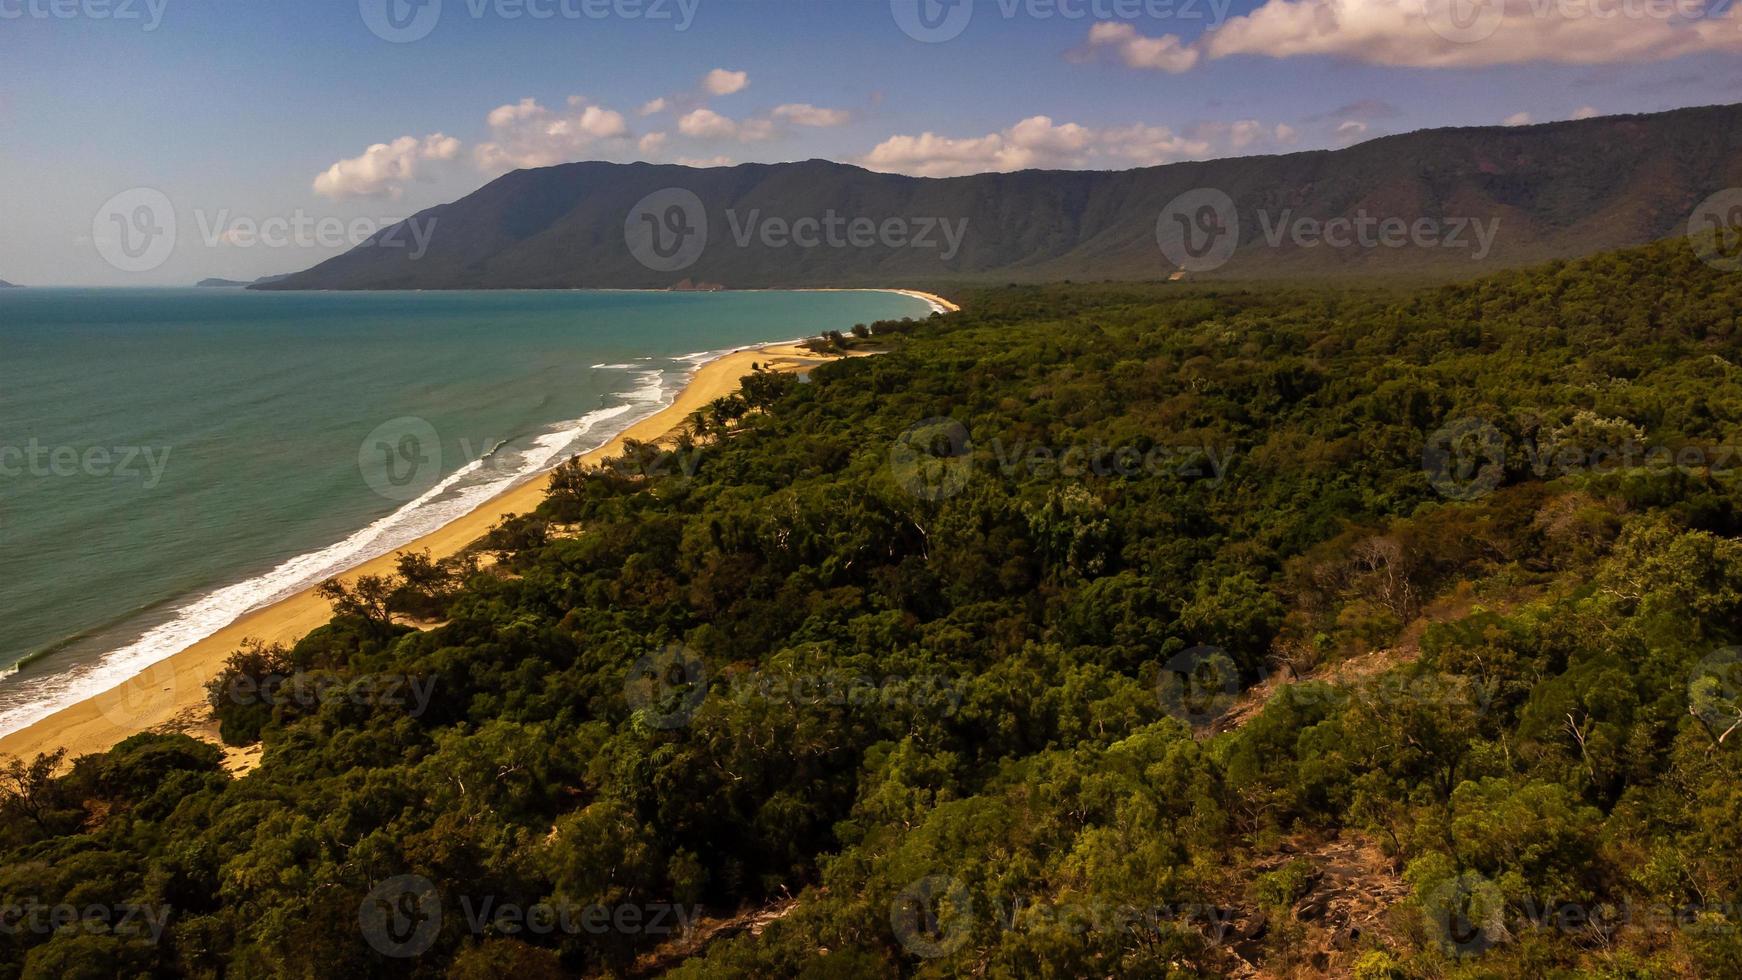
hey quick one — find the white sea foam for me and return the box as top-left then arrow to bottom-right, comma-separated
674,335 -> 809,367
0,287 -> 940,738
625,370 -> 666,405
0,384 -> 670,738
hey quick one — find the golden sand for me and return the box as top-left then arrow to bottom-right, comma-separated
0,340 -> 872,764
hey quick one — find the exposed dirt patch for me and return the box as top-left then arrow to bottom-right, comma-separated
1223,833 -> 1412,979
154,705 -> 263,778
1213,583 -> 1532,734
628,897 -> 800,978
1202,585 -> 1538,975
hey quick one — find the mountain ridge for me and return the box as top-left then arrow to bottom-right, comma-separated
260,102 -> 1742,290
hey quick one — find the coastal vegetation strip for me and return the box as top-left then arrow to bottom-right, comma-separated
5,246 -> 1742,975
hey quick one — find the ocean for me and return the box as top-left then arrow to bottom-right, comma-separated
0,287 -> 931,735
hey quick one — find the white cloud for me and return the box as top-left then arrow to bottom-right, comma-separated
1229,120 -> 1265,150
856,114 -> 1292,178
639,97 -> 668,116
473,97 -> 631,172
1081,21 -> 1200,72
1335,120 -> 1369,143
1572,105 -> 1600,119
678,108 -> 739,139
1079,0 -> 1742,73
677,108 -> 774,142
638,132 -> 669,154
772,103 -> 853,127
703,68 -> 749,96
1503,111 -> 1533,126
676,155 -> 735,168
313,133 -> 461,199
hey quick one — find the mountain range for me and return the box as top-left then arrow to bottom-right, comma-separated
261,102 -> 1742,290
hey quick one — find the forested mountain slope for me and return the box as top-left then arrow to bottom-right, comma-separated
261,103 -> 1742,290
7,237 -> 1742,977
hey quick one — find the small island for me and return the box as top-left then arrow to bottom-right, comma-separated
197,274 -> 291,288
0,278 -> 19,288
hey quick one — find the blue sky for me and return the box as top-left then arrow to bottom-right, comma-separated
4,0 -> 1740,284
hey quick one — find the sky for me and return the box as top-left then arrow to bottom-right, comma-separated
4,0 -> 1741,285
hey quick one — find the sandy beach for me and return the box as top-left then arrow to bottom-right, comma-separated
0,290 -> 959,765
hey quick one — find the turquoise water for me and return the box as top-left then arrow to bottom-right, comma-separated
0,288 -> 930,733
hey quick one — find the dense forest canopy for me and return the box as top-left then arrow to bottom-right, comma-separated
7,236 -> 1742,977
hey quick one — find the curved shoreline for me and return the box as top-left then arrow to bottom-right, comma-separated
0,289 -> 958,764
